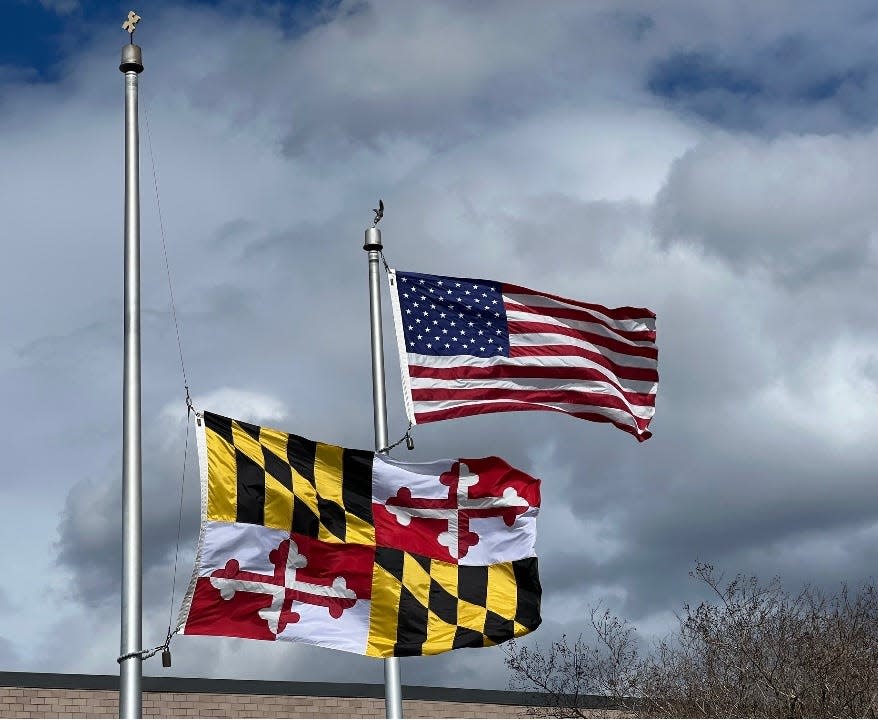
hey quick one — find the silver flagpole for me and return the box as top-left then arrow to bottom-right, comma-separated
364,210 -> 404,720
119,11 -> 144,719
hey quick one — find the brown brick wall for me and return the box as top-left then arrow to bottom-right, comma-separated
0,687 -> 539,718
0,682 -> 626,718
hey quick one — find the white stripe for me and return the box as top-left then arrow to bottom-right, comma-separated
504,292 -> 655,333
412,378 -> 655,419
405,352 -> 658,390
408,377 -> 655,416
510,332 -> 658,370
506,307 -> 656,348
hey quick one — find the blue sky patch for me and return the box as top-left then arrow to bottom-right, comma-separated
648,50 -> 762,100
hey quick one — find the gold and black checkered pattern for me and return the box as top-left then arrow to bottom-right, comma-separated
201,411 -> 374,546
366,547 -> 541,657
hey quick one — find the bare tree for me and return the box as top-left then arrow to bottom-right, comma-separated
505,564 -> 878,718
505,607 -> 643,717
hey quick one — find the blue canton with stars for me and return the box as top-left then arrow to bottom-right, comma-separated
395,271 -> 510,357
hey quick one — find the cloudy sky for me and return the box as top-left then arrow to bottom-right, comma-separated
2,0 -> 877,694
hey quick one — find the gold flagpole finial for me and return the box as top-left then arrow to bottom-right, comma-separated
122,10 -> 141,40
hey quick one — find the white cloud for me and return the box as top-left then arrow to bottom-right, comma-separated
37,0 -> 79,14
190,388 -> 287,425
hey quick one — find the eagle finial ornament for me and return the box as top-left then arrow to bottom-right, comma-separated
372,199 -> 384,227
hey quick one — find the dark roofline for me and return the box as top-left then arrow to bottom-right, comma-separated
0,671 -> 623,709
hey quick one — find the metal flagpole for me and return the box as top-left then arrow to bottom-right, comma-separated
363,206 -> 404,720
119,11 -> 144,719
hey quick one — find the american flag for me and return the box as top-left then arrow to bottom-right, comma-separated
388,269 -> 658,441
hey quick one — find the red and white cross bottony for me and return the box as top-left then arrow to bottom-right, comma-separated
382,460 -> 532,561
208,538 -> 357,637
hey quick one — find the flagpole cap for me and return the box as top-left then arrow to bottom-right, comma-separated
119,44 -> 143,73
363,227 -> 383,251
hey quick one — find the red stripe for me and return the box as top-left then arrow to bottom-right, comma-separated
508,344 -> 659,382
408,364 -> 655,406
503,283 -> 655,321
508,320 -> 658,360
504,299 -> 656,343
411,388 -> 653,423
414,402 -> 651,441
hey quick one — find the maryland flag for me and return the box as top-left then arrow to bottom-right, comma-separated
177,411 -> 541,657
